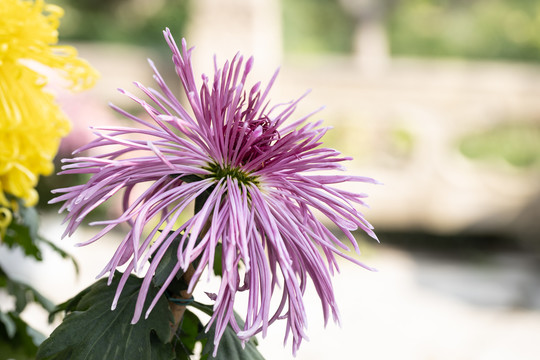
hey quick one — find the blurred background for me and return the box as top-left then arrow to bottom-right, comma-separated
3,0 -> 540,359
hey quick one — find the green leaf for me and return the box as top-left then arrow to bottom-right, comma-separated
0,311 -> 46,359
212,243 -> 223,277
176,309 -> 204,360
192,302 -> 266,360
173,309 -> 204,360
191,301 -> 214,316
3,203 -> 42,261
0,264 -> 53,359
177,174 -> 215,215
0,311 -> 16,338
0,265 -> 55,314
47,285 -> 93,324
178,174 -> 204,184
36,273 -> 175,360
2,195 -> 79,272
152,236 -> 185,289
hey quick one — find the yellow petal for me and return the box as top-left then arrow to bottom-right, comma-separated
0,0 -> 98,210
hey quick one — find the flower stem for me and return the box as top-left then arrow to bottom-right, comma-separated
167,189 -> 213,340
168,263 -> 196,341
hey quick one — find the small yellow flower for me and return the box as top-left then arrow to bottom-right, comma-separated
0,0 -> 98,239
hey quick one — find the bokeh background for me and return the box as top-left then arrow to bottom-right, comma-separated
3,0 -> 540,359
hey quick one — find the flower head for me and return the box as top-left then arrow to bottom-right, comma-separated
0,0 -> 98,238
52,29 -> 378,355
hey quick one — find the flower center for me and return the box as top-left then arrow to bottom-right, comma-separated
205,163 -> 258,185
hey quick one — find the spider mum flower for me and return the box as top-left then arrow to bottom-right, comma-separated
0,0 -> 98,238
51,29 -> 378,354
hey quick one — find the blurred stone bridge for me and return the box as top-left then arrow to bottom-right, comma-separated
278,56 -> 540,248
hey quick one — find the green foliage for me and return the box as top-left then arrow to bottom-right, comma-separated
388,0 -> 540,62
212,243 -> 223,277
283,0 -> 355,53
283,0 -> 540,61
0,264 -> 51,359
52,0 -> 189,47
47,285 -> 93,324
2,198 -> 79,272
388,127 -> 416,160
38,274 -> 266,359
0,265 -> 55,314
173,309 -> 203,359
459,123 -> 540,168
36,273 -> 174,360
0,311 -> 46,360
199,314 -> 264,360
0,198 -> 78,358
152,237 -> 186,291
3,201 -> 42,260
45,0 -> 540,62
192,302 -> 265,360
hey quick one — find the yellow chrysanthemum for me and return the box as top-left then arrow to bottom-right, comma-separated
0,0 -> 98,239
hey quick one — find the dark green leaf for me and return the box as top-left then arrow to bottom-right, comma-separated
47,285 -> 93,324
178,175 -> 204,183
177,174 -> 215,215
3,203 -> 42,261
191,301 -> 214,316
174,309 -> 204,360
193,302 -> 266,360
0,311 -> 16,338
0,311 -> 46,359
174,342 -> 192,360
152,237 -> 184,289
36,273 -> 175,360
194,188 -> 214,215
2,195 -> 79,272
212,243 -> 223,277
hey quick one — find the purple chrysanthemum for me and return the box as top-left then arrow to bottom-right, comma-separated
51,29 -> 378,354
